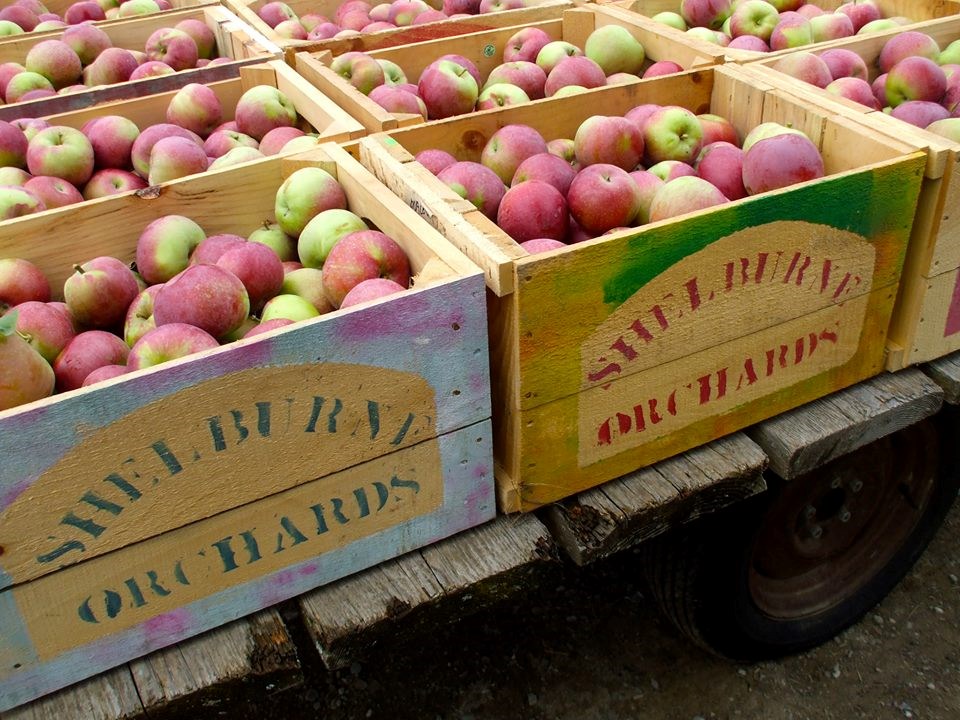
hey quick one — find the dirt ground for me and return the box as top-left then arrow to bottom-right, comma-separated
259,493 -> 960,720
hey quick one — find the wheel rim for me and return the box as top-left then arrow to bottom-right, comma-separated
746,420 -> 940,620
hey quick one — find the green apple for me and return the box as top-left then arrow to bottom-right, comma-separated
259,293 -> 320,323
584,25 -> 645,76
297,208 -> 367,269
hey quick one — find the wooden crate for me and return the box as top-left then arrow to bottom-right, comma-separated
293,5 -> 723,134
0,0 -> 218,33
223,0 -> 574,61
738,16 -> 960,368
0,5 -> 281,121
601,0 -> 960,62
359,64 -> 926,512
0,142 -> 494,712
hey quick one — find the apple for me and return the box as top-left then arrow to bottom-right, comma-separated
136,214 -> 206,284
497,180 -> 568,242
166,83 -> 223,138
771,51 -> 833,89
321,229 -> 410,308
819,48 -> 869,81
24,40 -> 82,89
82,168 -> 147,199
207,146 -> 264,170
769,15 -> 813,51
260,293 -> 320,322
476,83 -> 530,110
511,152 -> 577,195
234,85 -> 298,141
129,61 -> 176,81
26,126 -> 94,187
695,140 -> 746,200
643,106 -> 704,165
742,131 -> 824,195
127,322 -> 220,370
65,1 -> 105,23
175,18 -> 217,60
647,160 -> 697,182
82,47 -> 139,86
879,30 -> 941,74
503,26 -> 552,64
23,175 -> 82,209
651,11 -> 688,31
483,61 -> 546,101
144,27 -> 198,72
64,255 -> 140,330
0,5 -> 37,30
153,264 -> 250,339
728,0 -> 779,41
52,330 -> 128,392
117,0 -> 161,17
280,267 -> 334,314
727,34 -> 770,51
8,300 -> 75,362
249,221 -> 297,262
297,208 -> 368,268
130,123 -> 203,178
925,117 -> 960,141
331,51 -> 387,95
0,258 -> 50,313
0,120 -> 28,168
584,24 -> 645,76
648,175 -> 728,222
826,76 -> 881,109
0,310 -> 55,409
0,185 -> 44,219
339,278 -> 407,308
544,56 -> 606,97
629,169 -> 665,225
891,100 -> 951,128
885,56 -> 947,107
61,23 -> 112,66
697,112 -> 740,146
480,123 -> 548,185
202,129 -> 259,159
435,160 -> 506,219
274,166 -> 348,239
0,167 -> 30,186
148,136 -> 209,185
258,126 -> 306,156
83,115 -> 140,169
5,71 -> 54,103
259,1 -> 298,26
242,318 -> 294,339
417,58 -> 478,120
836,0 -> 881,32
377,59 -> 407,86
643,62 -> 684,79
81,364 -> 128,386
416,148 -> 457,175
216,242 -> 284,312
574,115 -> 644,171
519,238 -> 566,254
679,0 -> 733,30
369,84 -> 429,117
124,284 -> 162,346
566,163 -> 643,234
809,12 -> 855,42
535,40 -> 581,75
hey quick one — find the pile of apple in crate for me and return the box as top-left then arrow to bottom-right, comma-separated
0,0 -> 954,711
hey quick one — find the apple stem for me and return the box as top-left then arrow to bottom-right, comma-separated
73,264 -> 85,274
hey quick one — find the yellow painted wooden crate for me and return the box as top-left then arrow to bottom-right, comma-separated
293,5 -> 723,134
738,15 -> 960,369
359,64 -> 926,512
0,143 -> 494,712
223,0 -> 575,61
0,5 -> 281,121
601,0 -> 960,62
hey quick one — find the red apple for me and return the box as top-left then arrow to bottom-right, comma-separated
64,255 -> 141,329
566,163 -> 641,234
742,131 -> 825,195
153,264 -> 250,339
339,277 -> 407,308
216,241 -> 285,312
437,160 -> 506,219
9,299 -> 75,362
497,180 -> 568,242
127,322 -> 220,370
53,329 -> 130,392
321,229 -> 411,308
0,310 -> 55,409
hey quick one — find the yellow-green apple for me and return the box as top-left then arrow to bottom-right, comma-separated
127,322 -> 219,370
82,115 -> 139,169
647,159 -> 697,181
321,229 -> 410,308
879,30 -> 940,73
144,27 -> 198,71
826,76 -> 881,108
643,61 -> 683,78
339,277 -> 406,308
584,24 -> 645,75
694,140 -> 745,200
258,126 -> 305,155
259,1 -> 298,26
551,85 -> 589,98
260,293 -> 320,322
535,40 -> 581,74
437,160 -> 506,219
415,148 -> 457,174
651,11 -> 687,30
891,100 -> 950,127
136,214 -> 206,284
925,117 -> 960,141
809,12 -> 854,42
0,185 -> 44,218
147,136 -> 209,184
629,169 -> 665,224
23,175 -> 82,208
679,0 -> 733,30
27,125 -> 94,186
544,55 -> 606,97
0,167 -> 31,185
940,39 -> 960,66
511,152 -> 577,195
519,237 -> 566,254
567,163 -> 642,234
377,58 -> 407,85
819,48 -> 869,80
742,131 -> 824,195
130,123 -> 203,177
129,61 -> 176,81
297,208 -> 367,268
0,19 -> 24,35
124,284 -> 162,346
546,137 -> 578,169
480,123 -> 548,185
417,58 -> 479,119
273,19 -> 308,39
81,364 -> 128,386
503,26 -> 552,63
477,83 -> 530,110
885,56 -> 947,107
771,51 -> 833,88
274,166 -> 348,238
0,62 -> 25,97
769,15 -> 813,50
24,39 -> 82,89
280,267 -> 333,314
0,119 -> 28,168
697,112 -> 739,146
153,264 -> 250,339
207,146 -> 264,170
166,83 -> 223,137
497,180 -> 568,241
243,317 -> 294,339
766,0 -> 803,12
249,221 -> 297,262
836,0 -> 881,32
9,300 -> 75,362
741,121 -> 805,153
331,51 -> 386,94
728,0 -> 779,41
190,233 -> 246,265
82,168 -> 148,199
368,3 -> 393,22
574,114 -> 644,171
82,47 -> 140,85
175,18 -> 216,60
61,23 -> 112,66
53,329 -> 129,391
0,257 -> 50,311
389,0 -> 429,26
648,175 -> 728,222
5,71 -> 54,102
64,255 -> 141,329
216,241 -> 284,312
0,310 -> 55,409
202,128 -> 258,159
484,60 -> 547,99
234,85 -> 298,141
369,84 -> 428,117
117,0 -> 161,17
642,106 -> 704,165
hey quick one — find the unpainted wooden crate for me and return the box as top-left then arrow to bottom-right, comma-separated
0,5 -> 282,121
0,0 -> 219,33
293,5 -> 723,134
223,0 -> 574,61
739,15 -> 960,369
0,143 -> 494,712
359,64 -> 926,512
601,0 -> 960,62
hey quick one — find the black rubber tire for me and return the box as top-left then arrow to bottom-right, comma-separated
641,410 -> 960,662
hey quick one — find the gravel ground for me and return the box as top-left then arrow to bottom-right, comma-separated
260,493 -> 960,720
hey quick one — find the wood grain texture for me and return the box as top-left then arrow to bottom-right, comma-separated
747,368 -> 944,479
544,432 -> 768,565
3,666 -> 143,720
296,513 -> 558,670
922,350 -> 960,404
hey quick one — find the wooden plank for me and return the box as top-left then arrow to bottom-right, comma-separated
3,666 -> 143,720
747,367 -> 944,479
296,513 -> 558,670
922,350 -> 960,404
543,432 -> 767,565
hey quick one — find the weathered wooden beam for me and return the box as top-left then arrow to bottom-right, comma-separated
2,666 -> 143,720
542,432 -> 768,566
922,350 -> 960,404
747,368 -> 944,480
296,513 -> 559,670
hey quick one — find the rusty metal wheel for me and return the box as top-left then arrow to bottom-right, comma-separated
642,413 -> 959,661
